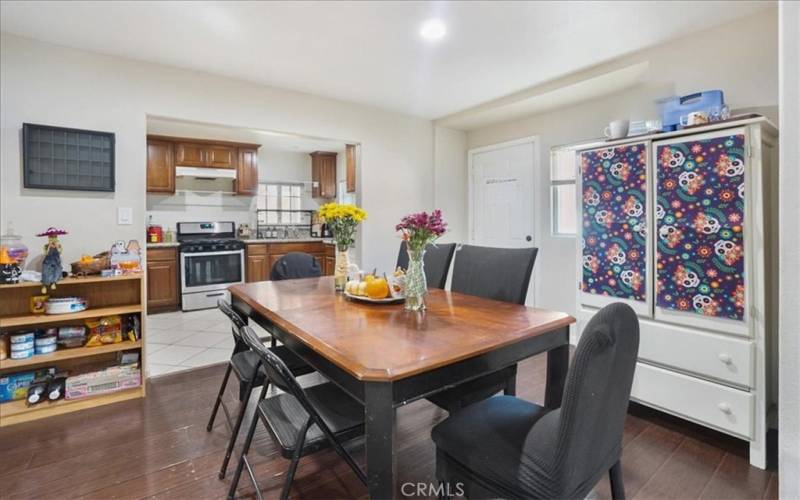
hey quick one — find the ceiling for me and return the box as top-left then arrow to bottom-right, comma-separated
0,1 -> 772,120
147,117 -> 347,153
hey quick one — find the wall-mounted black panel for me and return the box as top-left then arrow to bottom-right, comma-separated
23,123 -> 115,192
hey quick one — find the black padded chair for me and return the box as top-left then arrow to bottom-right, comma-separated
396,241 -> 456,289
269,252 -> 322,281
228,325 -> 367,500
432,302 -> 640,499
426,244 -> 538,412
208,301 -> 315,480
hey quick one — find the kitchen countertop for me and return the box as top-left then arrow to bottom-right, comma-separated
239,238 -> 334,245
146,238 -> 334,248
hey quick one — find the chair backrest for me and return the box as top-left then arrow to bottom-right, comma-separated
551,302 -> 640,492
239,324 -> 314,411
270,252 -> 322,281
218,299 -> 248,351
450,245 -> 538,304
395,241 -> 456,289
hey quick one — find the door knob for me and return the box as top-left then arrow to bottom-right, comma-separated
717,402 -> 732,414
525,235 -> 532,242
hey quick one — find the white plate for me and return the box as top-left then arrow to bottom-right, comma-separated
343,291 -> 404,304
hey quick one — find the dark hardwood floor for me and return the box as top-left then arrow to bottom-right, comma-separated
0,354 -> 778,499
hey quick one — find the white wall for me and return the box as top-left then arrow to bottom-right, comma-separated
433,126 -> 468,243
452,9 -> 779,318
778,1 -> 800,497
0,33 -> 433,271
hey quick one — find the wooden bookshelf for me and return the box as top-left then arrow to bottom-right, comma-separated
0,340 -> 142,370
0,304 -> 143,328
0,387 -> 144,427
0,273 -> 146,426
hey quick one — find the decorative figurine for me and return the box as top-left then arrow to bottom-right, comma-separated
0,246 -> 22,284
37,227 -> 67,293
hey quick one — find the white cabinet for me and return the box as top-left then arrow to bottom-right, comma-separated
575,117 -> 778,469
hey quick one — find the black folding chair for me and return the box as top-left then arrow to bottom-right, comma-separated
227,325 -> 367,500
427,244 -> 539,412
432,302 -> 640,499
208,301 -> 315,479
395,241 -> 456,289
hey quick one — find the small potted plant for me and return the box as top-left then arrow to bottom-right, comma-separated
396,209 -> 447,311
318,203 -> 367,291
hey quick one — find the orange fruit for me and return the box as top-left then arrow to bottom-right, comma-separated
365,278 -> 390,299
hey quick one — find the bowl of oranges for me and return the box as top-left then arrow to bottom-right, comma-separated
344,269 -> 405,304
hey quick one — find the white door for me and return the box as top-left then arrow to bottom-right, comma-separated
470,140 -> 536,249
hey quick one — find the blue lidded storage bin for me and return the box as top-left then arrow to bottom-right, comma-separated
657,90 -> 725,131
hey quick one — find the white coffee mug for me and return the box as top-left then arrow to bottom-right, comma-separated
680,111 -> 709,127
604,120 -> 630,139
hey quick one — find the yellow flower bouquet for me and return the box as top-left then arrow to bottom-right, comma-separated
318,203 -> 367,291
318,203 -> 367,250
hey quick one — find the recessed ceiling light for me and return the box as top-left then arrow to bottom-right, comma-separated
420,19 -> 447,41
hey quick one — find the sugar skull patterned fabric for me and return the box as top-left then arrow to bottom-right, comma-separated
581,143 -> 647,302
655,133 -> 746,321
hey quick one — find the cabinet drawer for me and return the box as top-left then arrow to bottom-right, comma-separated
147,247 -> 177,262
246,243 -> 268,256
638,319 -> 753,388
268,242 -> 325,255
631,362 -> 754,439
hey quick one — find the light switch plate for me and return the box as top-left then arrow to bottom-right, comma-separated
117,207 -> 133,225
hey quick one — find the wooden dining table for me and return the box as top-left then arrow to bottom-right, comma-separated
229,276 -> 575,500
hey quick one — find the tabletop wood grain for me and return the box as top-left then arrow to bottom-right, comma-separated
230,276 -> 575,381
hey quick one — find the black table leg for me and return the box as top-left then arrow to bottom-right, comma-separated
545,327 -> 570,409
365,382 -> 397,499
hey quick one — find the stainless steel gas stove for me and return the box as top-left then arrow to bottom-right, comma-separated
177,222 -> 245,311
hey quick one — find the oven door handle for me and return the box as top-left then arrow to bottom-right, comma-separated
180,250 -> 244,258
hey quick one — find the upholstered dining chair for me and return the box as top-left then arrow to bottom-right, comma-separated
208,301 -> 315,480
269,252 -> 322,281
396,241 -> 456,289
426,244 -> 538,412
431,302 -> 640,499
227,324 -> 366,500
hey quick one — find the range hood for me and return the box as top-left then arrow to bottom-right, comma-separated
175,166 -> 237,180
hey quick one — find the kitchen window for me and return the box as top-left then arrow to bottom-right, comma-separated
550,148 -> 577,237
257,183 -> 303,224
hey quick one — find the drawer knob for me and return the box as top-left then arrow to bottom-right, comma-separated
718,402 -> 732,414
717,353 -> 733,364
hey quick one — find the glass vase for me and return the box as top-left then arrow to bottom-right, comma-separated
404,247 -> 427,311
334,244 -> 350,292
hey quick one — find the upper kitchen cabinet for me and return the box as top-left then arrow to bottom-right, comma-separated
146,139 -> 175,193
346,144 -> 356,193
206,144 -> 237,168
311,151 -> 337,198
174,142 -> 206,167
235,148 -> 259,195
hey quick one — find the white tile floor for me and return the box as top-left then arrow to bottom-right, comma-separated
145,307 -> 270,378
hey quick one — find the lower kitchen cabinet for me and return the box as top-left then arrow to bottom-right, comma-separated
245,241 -> 333,281
146,247 -> 180,313
323,243 -> 335,276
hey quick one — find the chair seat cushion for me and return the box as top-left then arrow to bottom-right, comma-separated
259,382 -> 365,458
231,346 -> 313,383
431,395 -> 559,499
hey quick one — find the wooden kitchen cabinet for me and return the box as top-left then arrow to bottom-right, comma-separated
146,247 -> 179,313
206,145 -> 236,168
245,244 -> 269,282
146,139 -> 175,193
174,142 -> 206,167
311,151 -> 337,198
235,148 -> 259,196
346,144 -> 356,193
324,244 -> 335,276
